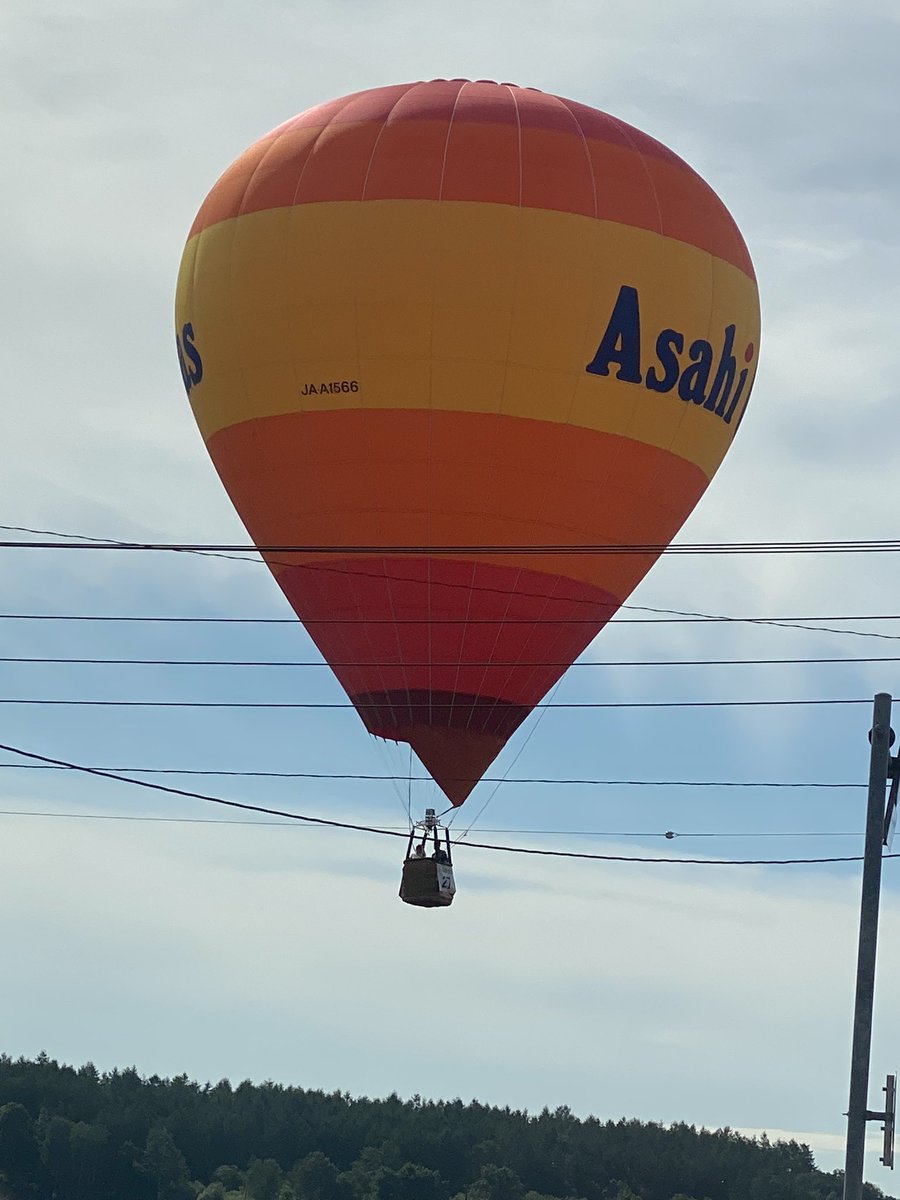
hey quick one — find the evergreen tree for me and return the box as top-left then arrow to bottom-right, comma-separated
376,1162 -> 447,1200
245,1158 -> 284,1200
290,1151 -> 345,1200
211,1166 -> 243,1191
0,1102 -> 39,1191
0,1054 -> 894,1200
135,1126 -> 193,1200
471,1164 -> 525,1200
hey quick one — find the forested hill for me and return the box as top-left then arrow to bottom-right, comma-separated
0,1054 -> 892,1200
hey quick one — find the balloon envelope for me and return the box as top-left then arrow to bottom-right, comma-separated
175,79 -> 759,806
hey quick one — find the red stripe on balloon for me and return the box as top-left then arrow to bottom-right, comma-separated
186,81 -> 753,277
274,555 -> 618,716
272,555 -> 619,803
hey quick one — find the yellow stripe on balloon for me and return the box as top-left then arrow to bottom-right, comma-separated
176,200 -> 759,480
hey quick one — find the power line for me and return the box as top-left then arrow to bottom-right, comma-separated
0,809 -> 863,838
0,810 -> 322,827
5,524 -> 900,645
2,527 -> 620,620
12,524 -> 858,649
624,609 -> 900,623
0,763 -> 865,787
6,537 -> 900,555
0,741 -> 405,838
0,696 -> 877,710
621,608 -> 900,643
0,738 -> 891,867
3,611 -> 900,624
6,524 -> 709,642
2,654 -> 899,669
3,611 -> 900,641
0,523 -> 259,567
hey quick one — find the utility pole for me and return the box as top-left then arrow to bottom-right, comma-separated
842,692 -> 893,1200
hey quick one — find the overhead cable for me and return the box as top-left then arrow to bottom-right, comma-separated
3,611 -> 900,642
0,763 -> 865,787
0,809 -> 864,839
6,537 -> 900,555
2,653 -> 899,669
0,696 -> 877,710
0,739 -> 891,868
5,524 -> 900,646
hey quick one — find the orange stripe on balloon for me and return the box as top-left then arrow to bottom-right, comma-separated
202,405 -> 710,805
203,408 -> 708,598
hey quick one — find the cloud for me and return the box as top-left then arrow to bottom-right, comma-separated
3,4 -> 900,1191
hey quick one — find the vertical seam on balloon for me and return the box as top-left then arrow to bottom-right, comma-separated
541,101 -> 618,631
346,557 -> 401,736
463,84 -> 527,739
337,555 -> 394,735
381,548 -> 414,738
461,85 -> 527,725
447,559 -> 479,732
585,115 -> 663,488
335,97 -> 407,731
182,222 -> 219,566
489,93 -> 609,720
558,97 -> 598,220
357,86 -> 419,736
436,80 -> 467,196
287,94 -> 358,209
227,142 -> 271,426
605,115 -> 663,234
731,291 -> 759,432
185,225 -> 205,407
239,126 -> 294,217
513,86 -> 523,207
285,94 -> 361,425
279,97 -> 394,736
441,83 -> 468,733
283,99 -> 361,429
475,88 -> 580,734
433,82 -> 468,734
470,566 -> 569,744
222,130 -> 296,590
280,99 -> 396,731
666,249 -> 717,464
551,101 -> 605,449
371,521 -> 412,732
511,579 -> 594,739
470,553 -> 576,740
360,84 -> 414,200
472,91 -> 571,729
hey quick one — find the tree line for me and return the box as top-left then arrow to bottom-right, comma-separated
0,1053 -> 892,1200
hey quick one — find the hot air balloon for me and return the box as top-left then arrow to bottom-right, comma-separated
175,79 -> 759,905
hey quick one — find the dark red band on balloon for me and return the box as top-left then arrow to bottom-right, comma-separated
350,689 -> 531,741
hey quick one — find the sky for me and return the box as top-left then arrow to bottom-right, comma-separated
2,0 -> 900,1188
